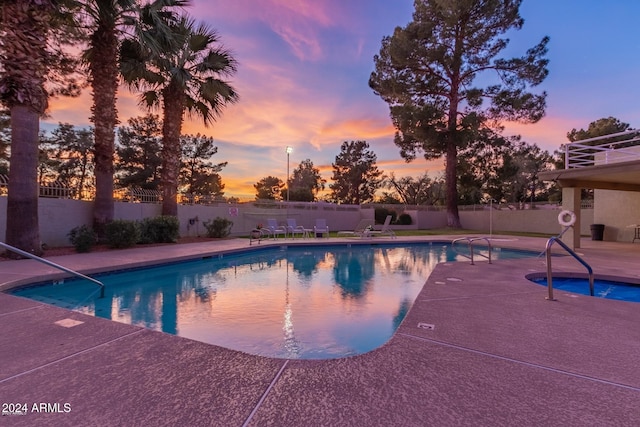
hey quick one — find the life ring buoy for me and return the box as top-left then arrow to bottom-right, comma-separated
558,210 -> 576,227
228,207 -> 239,217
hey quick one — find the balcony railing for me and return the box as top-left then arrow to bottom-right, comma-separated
566,129 -> 640,169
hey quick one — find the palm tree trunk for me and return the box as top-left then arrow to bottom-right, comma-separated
160,83 -> 184,216
1,0 -> 51,255
6,105 -> 42,255
90,22 -> 118,237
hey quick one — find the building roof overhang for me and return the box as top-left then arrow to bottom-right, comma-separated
538,160 -> 640,192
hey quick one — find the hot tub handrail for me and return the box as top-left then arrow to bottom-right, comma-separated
0,241 -> 105,298
544,236 -> 594,300
451,237 -> 492,265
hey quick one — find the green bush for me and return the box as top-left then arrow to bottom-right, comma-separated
67,225 -> 96,253
374,207 -> 397,224
203,217 -> 233,238
139,215 -> 180,244
397,213 -> 412,225
105,220 -> 140,249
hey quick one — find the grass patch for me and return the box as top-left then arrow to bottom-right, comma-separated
385,229 -> 555,238
315,229 -> 554,239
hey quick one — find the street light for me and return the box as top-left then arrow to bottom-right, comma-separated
285,146 -> 293,202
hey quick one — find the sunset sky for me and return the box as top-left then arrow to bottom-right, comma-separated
46,0 -> 640,200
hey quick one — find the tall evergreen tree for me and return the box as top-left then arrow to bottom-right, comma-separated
456,134 -> 553,205
45,123 -> 94,199
329,140 -> 383,205
567,117 -> 631,143
254,176 -> 284,200
115,114 -> 162,189
370,0 -> 549,227
180,134 -> 227,199
288,159 -> 326,202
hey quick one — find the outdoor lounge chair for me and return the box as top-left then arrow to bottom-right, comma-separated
337,219 -> 375,238
313,218 -> 329,238
266,219 -> 287,239
286,218 -> 310,238
369,215 -> 396,238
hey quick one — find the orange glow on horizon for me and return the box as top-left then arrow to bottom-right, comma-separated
41,0 -> 640,201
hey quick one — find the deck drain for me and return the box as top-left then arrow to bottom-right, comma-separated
435,281 -> 446,285
54,318 -> 84,328
417,322 -> 435,330
446,277 -> 462,282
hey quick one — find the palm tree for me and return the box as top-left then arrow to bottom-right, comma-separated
1,0 -> 83,255
120,16 -> 238,216
80,0 -> 187,236
0,1 -> 55,255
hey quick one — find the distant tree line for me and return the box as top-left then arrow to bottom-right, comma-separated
1,105 -> 628,210
252,136 -> 560,206
17,114 -> 228,201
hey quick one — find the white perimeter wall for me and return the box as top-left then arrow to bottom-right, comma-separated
0,197 -> 604,247
0,198 -> 371,246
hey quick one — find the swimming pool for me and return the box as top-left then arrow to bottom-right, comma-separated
529,277 -> 640,302
12,243 -> 534,359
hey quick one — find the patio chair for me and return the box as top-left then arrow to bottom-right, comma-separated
313,218 -> 330,238
286,218 -> 311,238
337,219 -> 375,238
266,219 -> 287,239
369,215 -> 396,238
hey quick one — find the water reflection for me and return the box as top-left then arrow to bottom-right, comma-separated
332,248 -> 375,298
282,259 -> 301,358
12,244 -> 532,359
289,250 -> 325,281
392,298 -> 412,330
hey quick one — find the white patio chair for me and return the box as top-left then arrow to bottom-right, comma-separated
369,215 -> 396,238
286,218 -> 310,238
313,218 -> 329,238
266,219 -> 287,239
337,219 -> 375,238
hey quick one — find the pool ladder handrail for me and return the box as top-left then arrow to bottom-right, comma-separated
451,237 -> 492,265
544,236 -> 594,301
0,241 -> 105,298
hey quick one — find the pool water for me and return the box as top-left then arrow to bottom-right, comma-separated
12,243 -> 532,359
530,277 -> 640,302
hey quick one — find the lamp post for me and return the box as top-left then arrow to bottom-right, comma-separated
285,146 -> 292,202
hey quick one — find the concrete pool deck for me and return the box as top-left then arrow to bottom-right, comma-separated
1,235 -> 639,426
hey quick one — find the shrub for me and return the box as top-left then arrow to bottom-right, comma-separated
67,225 -> 96,253
139,215 -> 180,244
397,213 -> 412,225
374,207 -> 397,224
203,217 -> 233,238
105,220 -> 140,249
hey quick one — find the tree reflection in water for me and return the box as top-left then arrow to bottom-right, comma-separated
13,243 -> 533,358
332,247 -> 376,298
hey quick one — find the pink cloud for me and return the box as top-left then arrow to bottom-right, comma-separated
192,0 -> 354,61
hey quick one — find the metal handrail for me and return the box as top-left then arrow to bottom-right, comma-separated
544,237 -> 594,301
452,237 -> 492,265
0,242 -> 105,298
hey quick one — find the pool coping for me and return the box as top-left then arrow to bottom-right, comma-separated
1,235 -> 640,425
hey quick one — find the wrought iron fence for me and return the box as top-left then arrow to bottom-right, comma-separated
0,175 -> 594,211
0,174 -> 74,198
